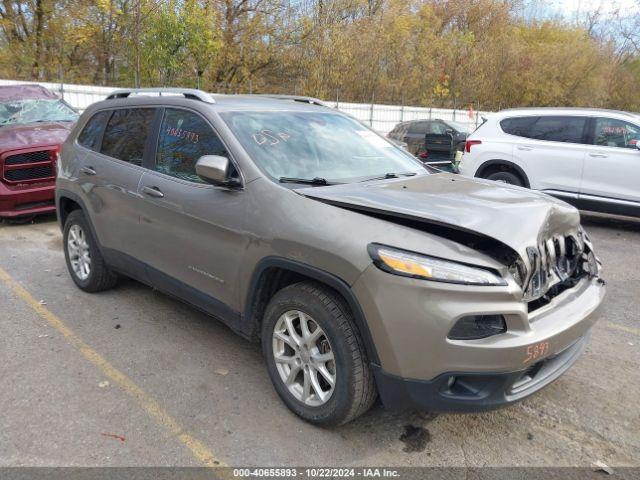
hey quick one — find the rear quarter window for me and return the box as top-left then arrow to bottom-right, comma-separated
77,110 -> 111,151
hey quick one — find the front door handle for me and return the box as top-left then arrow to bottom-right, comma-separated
517,146 -> 533,151
589,153 -> 608,158
141,186 -> 165,198
80,166 -> 96,176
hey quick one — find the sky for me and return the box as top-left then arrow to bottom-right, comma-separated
522,0 -> 639,20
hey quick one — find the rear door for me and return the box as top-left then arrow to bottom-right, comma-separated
502,115 -> 588,193
135,107 -> 248,312
580,117 -> 640,203
78,107 -> 157,259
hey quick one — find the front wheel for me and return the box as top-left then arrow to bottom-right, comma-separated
262,281 -> 377,426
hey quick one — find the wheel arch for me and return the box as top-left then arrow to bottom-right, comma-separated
242,257 -> 380,365
55,190 -> 102,249
475,160 -> 530,188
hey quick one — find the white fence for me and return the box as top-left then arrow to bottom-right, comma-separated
0,79 -> 491,134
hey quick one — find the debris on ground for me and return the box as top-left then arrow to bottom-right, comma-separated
98,381 -> 110,388
591,460 -> 614,475
101,432 -> 125,442
215,367 -> 229,376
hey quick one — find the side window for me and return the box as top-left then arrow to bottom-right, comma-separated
101,108 -> 156,166
501,116 -> 586,143
77,110 -> 111,151
155,108 -> 229,183
593,118 -> 640,149
426,122 -> 447,135
408,122 -> 428,134
528,116 -> 586,143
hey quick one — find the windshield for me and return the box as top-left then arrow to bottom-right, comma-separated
0,99 -> 78,126
221,111 -> 426,183
446,121 -> 472,133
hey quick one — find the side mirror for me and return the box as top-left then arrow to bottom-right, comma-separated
195,155 -> 239,187
445,129 -> 454,136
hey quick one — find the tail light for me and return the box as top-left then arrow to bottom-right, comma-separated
418,151 -> 428,159
465,140 -> 482,153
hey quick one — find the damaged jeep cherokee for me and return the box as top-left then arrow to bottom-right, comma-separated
56,89 -> 605,425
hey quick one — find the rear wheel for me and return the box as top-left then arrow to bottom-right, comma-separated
262,281 -> 377,426
485,170 -> 524,186
63,210 -> 118,292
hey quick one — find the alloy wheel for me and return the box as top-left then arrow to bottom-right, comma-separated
272,310 -> 336,406
67,224 -> 91,281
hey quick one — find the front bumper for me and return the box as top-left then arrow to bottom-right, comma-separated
0,181 -> 56,218
373,332 -> 590,412
353,263 -> 605,410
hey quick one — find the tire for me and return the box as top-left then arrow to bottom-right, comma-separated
63,210 -> 118,292
485,170 -> 524,186
262,281 -> 377,426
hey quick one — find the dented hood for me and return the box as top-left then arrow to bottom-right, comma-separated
0,122 -> 73,153
298,173 -> 580,261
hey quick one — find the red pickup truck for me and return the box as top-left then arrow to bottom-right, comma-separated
0,84 -> 78,220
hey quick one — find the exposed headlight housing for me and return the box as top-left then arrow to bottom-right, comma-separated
368,244 -> 507,286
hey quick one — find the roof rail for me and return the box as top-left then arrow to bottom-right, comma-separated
259,95 -> 329,107
105,88 -> 216,104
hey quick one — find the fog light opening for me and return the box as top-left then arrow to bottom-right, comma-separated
448,315 -> 507,340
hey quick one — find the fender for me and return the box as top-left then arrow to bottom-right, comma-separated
243,256 -> 381,365
476,159 -> 530,188
55,188 -> 98,238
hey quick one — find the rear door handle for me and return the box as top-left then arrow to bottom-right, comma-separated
141,186 -> 165,198
589,153 -> 608,158
517,146 -> 533,151
80,166 -> 96,176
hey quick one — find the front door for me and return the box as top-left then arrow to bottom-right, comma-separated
135,107 -> 249,314
581,117 -> 640,203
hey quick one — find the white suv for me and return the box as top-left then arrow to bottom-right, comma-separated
458,108 -> 640,217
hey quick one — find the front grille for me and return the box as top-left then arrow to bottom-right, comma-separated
4,150 -> 50,165
2,148 -> 56,183
4,165 -> 54,181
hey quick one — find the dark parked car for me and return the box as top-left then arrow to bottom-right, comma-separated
388,119 -> 471,156
0,84 -> 78,220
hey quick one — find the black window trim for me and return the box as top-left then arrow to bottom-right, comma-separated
149,105 -> 245,188
499,114 -> 591,145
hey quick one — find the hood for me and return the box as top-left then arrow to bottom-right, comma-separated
297,173 -> 580,263
0,122 -> 74,152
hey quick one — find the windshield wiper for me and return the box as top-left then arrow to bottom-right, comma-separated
279,176 -> 331,185
359,172 -> 418,182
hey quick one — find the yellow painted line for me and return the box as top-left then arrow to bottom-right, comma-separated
0,265 -> 225,468
606,321 -> 640,337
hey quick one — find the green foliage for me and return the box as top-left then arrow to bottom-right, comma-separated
0,0 -> 638,110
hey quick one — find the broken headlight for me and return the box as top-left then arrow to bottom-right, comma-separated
368,244 -> 507,286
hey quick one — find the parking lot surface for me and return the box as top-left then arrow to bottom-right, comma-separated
0,213 -> 639,467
